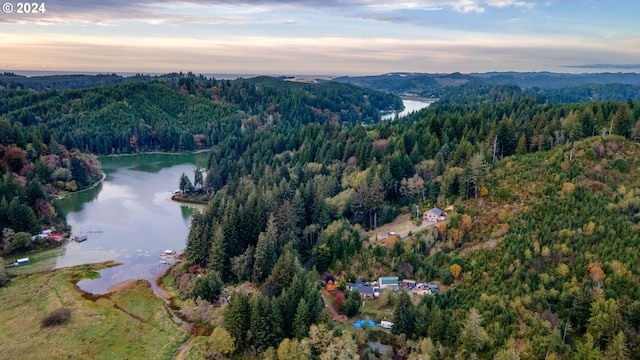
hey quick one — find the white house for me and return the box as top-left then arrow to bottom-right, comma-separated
423,208 -> 447,222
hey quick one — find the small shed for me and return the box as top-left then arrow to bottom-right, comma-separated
401,279 -> 417,289
16,258 -> 30,266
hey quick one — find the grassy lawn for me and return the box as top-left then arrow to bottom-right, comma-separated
359,299 -> 394,323
0,264 -> 187,360
4,246 -> 67,276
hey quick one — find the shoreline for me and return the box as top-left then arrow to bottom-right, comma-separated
55,172 -> 107,200
170,194 -> 209,205
99,149 -> 210,158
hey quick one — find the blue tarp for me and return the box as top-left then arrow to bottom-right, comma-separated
353,319 -> 379,328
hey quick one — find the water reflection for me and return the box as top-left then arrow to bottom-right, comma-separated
59,181 -> 103,214
381,99 -> 433,121
55,153 -> 208,294
180,205 -> 195,222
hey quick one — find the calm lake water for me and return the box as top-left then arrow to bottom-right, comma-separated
381,99 -> 434,121
56,153 -> 209,294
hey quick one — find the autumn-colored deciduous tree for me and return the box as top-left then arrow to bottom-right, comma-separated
451,229 -> 460,245
333,291 -> 345,313
450,264 -> 462,280
207,326 -> 236,357
277,338 -> 311,360
0,144 -> 27,173
563,182 -> 576,193
588,261 -> 605,287
460,214 -> 472,237
436,222 -> 447,241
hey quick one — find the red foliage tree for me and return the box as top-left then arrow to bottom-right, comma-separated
334,291 -> 345,313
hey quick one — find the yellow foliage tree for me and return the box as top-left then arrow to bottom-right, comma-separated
208,326 -> 236,357
583,221 -> 596,235
460,214 -> 473,237
562,182 -> 576,193
556,263 -> 570,278
436,222 -> 447,240
450,264 -> 462,280
385,236 -> 399,252
451,229 -> 460,245
588,261 -> 606,287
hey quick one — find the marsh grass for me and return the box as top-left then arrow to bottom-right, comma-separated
0,263 -> 187,359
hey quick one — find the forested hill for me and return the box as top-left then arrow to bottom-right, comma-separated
176,84 -> 640,357
0,77 -> 402,154
335,72 -> 640,102
0,72 -> 196,91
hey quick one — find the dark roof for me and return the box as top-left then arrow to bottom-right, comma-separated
356,285 -> 375,296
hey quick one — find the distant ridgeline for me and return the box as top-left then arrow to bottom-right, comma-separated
335,71 -> 640,102
0,72 -> 190,91
0,75 -> 402,155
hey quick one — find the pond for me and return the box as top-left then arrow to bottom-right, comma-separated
55,152 -> 209,294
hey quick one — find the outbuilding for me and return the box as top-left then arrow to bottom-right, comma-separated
16,258 -> 30,266
401,279 -> 417,289
378,276 -> 399,290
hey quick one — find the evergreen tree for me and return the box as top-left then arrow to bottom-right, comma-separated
70,155 -> 90,188
190,271 -> 223,302
179,172 -> 193,192
253,215 -> 278,282
250,295 -> 272,353
267,245 -> 303,297
515,133 -> 527,155
269,297 -> 284,347
573,334 -> 601,360
603,331 -> 629,360
427,306 -> 445,343
224,292 -> 250,349
208,224 -> 228,278
293,298 -> 310,339
0,257 -> 8,287
611,102 -> 633,138
392,292 -> 415,338
464,152 -> 489,199
184,212 -> 211,266
231,245 -> 254,282
461,308 -> 489,354
194,168 -> 203,188
413,301 -> 431,338
344,290 -> 362,317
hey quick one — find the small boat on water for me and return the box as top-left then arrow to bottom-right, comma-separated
72,233 -> 88,242
161,249 -> 176,258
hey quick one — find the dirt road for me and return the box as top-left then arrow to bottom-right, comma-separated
368,213 -> 435,242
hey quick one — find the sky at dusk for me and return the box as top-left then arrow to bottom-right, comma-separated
1,0 -> 639,76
